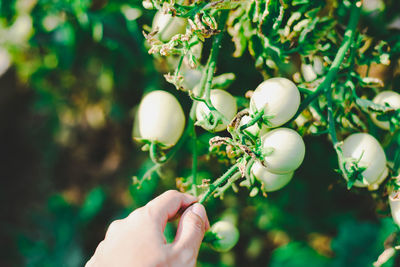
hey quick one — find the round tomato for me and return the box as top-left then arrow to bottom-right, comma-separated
371,91 -> 400,130
251,161 -> 294,192
261,128 -> 305,174
342,133 -> 388,187
196,89 -> 237,132
209,221 -> 239,252
137,90 -> 185,148
152,11 -> 187,42
250,77 -> 300,128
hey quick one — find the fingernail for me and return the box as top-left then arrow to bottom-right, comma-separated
190,203 -> 207,222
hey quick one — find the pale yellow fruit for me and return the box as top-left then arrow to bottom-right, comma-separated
196,89 -> 237,132
342,133 -> 387,187
209,221 -> 239,252
138,90 -> 185,148
250,78 -> 300,128
251,162 -> 294,192
371,91 -> 400,130
261,128 -> 305,174
152,11 -> 187,42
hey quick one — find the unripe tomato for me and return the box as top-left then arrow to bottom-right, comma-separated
250,77 -> 300,128
261,128 -> 305,174
368,167 -> 389,191
190,41 -> 203,61
371,91 -> 400,130
182,69 -> 202,91
152,11 -> 187,42
342,133 -> 388,187
239,114 -> 268,137
389,192 -> 400,228
138,90 -> 185,148
196,89 -> 237,132
251,162 -> 294,192
209,221 -> 239,252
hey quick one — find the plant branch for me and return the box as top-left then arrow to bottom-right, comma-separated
193,11 -> 231,127
288,1 -> 362,123
199,162 -> 241,204
145,11 -> 230,178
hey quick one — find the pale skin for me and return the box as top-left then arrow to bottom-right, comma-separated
86,190 -> 210,267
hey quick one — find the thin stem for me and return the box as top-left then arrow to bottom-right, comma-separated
326,88 -> 349,182
194,11 -> 230,127
288,2 -> 362,123
326,93 -> 338,146
191,125 -> 198,196
197,11 -> 228,99
149,141 -> 167,164
239,110 -> 264,131
173,54 -> 185,84
214,171 -> 242,198
199,162 -> 240,204
187,11 -> 229,196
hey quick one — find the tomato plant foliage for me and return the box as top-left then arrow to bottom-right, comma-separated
135,0 -> 400,260
2,0 -> 400,265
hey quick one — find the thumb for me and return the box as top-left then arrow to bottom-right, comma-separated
172,203 -> 209,261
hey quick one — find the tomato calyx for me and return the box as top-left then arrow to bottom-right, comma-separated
339,150 -> 369,189
195,107 -> 226,132
204,221 -> 240,252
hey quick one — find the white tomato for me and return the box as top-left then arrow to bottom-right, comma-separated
196,89 -> 237,132
209,221 -> 239,252
368,167 -> 389,191
261,128 -> 305,174
251,162 -> 294,192
138,90 -> 185,148
182,68 -> 202,91
250,77 -> 300,128
152,11 -> 187,42
342,133 -> 388,187
371,91 -> 400,130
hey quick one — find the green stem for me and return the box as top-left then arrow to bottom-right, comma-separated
191,122 -> 198,196
197,11 -> 228,99
173,54 -> 185,84
326,89 -> 349,184
214,171 -> 242,198
239,110 -> 264,131
149,141 -> 167,164
199,162 -> 240,204
326,91 -> 339,147
187,11 -> 229,196
323,1 -> 362,188
288,2 -> 361,123
194,11 -> 230,127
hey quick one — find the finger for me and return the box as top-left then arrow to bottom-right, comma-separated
172,203 -> 209,262
143,190 -> 197,232
85,258 -> 94,267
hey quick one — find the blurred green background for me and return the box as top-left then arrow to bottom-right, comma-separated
1,0 -> 399,266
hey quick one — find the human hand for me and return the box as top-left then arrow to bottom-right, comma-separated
86,190 -> 210,267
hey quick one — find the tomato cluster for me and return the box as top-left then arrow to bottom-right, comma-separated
134,6 -> 400,252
